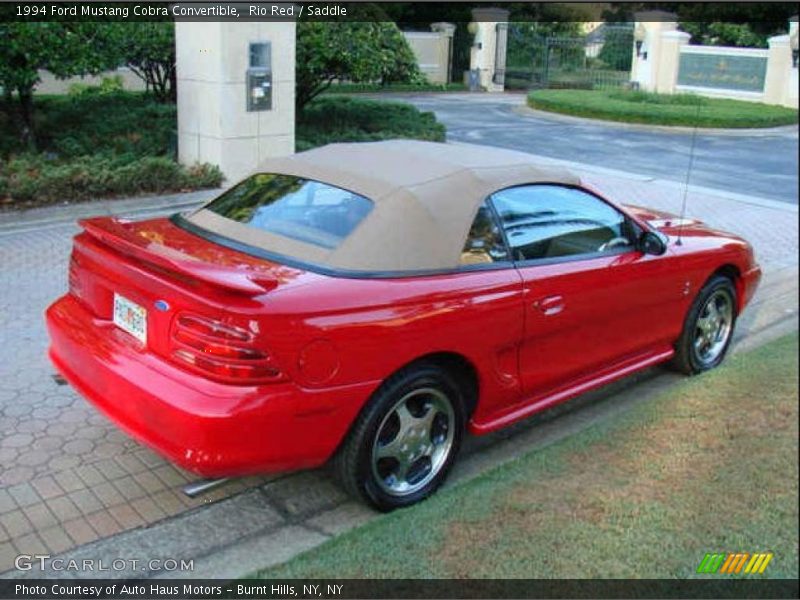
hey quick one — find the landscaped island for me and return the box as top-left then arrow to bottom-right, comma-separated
528,89 -> 799,129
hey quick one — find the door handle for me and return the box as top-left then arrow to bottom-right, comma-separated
533,295 -> 565,316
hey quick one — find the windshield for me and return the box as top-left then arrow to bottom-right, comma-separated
204,173 -> 373,249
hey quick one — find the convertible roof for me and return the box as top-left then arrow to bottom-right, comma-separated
184,140 -> 582,274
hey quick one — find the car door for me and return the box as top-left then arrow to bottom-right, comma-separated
489,184 -> 685,400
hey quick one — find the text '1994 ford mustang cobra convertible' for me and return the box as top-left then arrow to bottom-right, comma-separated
46,140 -> 761,510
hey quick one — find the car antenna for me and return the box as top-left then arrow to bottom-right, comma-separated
677,102 -> 701,247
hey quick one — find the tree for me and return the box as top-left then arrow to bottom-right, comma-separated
113,23 -> 176,102
679,21 -> 768,48
602,3 -> 795,47
0,23 -> 121,148
295,20 -> 423,112
598,27 -> 634,70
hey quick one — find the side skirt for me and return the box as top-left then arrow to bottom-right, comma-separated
469,346 -> 675,435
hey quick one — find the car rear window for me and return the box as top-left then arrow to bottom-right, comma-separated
204,173 -> 373,249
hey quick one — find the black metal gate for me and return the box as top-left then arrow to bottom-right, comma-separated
505,23 -> 634,91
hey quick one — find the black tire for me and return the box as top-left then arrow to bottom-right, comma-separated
332,363 -> 466,511
673,275 -> 737,375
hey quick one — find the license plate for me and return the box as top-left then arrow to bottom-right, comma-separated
113,293 -> 147,344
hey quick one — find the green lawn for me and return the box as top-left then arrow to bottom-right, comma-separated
255,333 -> 799,579
527,89 -> 799,128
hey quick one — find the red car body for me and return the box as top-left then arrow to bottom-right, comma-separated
46,149 -> 761,479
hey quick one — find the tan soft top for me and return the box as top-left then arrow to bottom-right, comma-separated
185,140 -> 581,273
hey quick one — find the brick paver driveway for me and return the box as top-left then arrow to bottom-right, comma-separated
0,194 -> 276,571
0,151 -> 797,575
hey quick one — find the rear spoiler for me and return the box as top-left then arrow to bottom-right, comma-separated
79,217 -> 277,296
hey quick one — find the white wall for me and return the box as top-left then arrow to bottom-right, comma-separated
34,67 -> 146,94
403,30 -> 452,84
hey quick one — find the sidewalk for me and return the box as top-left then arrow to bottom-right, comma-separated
0,159 -> 797,578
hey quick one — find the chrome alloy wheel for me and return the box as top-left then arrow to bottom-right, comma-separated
693,289 -> 734,365
371,387 -> 455,497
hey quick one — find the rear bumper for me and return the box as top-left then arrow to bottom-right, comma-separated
46,295 -> 375,477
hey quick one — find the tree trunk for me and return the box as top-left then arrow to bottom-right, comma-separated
168,64 -> 177,103
17,87 -> 36,151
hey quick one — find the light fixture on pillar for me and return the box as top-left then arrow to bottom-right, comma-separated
791,27 -> 799,68
634,23 -> 647,59
468,22 -> 482,50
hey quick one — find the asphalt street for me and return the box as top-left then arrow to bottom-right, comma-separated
395,93 -> 799,204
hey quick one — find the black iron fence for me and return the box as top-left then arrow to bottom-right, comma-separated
504,23 -> 634,91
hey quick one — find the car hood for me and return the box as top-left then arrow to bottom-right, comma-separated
623,204 -> 701,233
622,204 -> 752,253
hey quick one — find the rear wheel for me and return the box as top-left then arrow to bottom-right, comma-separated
333,364 -> 465,511
673,275 -> 737,375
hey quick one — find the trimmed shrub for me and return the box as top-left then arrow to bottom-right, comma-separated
297,95 -> 446,151
0,92 -> 446,205
0,91 -> 177,159
0,91 -> 222,206
1,154 -> 222,204
528,89 -> 799,128
67,75 -> 125,98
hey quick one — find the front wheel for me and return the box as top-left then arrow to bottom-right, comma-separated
333,364 -> 465,511
673,275 -> 737,375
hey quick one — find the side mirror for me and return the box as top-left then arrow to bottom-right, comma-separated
638,230 -> 668,256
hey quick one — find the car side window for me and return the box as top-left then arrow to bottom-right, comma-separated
490,185 -> 635,262
460,201 -> 510,265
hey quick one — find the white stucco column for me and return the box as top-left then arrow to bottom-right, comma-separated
790,17 -> 799,108
176,21 -> 296,184
655,30 -> 691,93
631,11 -> 679,92
764,17 -> 798,108
469,8 -> 509,92
430,22 -> 456,84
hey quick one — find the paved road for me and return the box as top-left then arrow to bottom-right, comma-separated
395,93 -> 799,204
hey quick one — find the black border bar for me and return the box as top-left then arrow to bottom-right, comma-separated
2,579 -> 799,599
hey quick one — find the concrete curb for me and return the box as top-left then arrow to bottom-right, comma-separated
513,103 -> 800,138
0,189 -> 221,235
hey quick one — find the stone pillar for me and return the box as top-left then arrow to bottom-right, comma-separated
469,8 -> 509,92
764,17 -> 798,108
630,11 -> 679,92
791,17 -> 799,108
655,30 -> 691,93
430,22 -> 456,84
176,21 -> 296,184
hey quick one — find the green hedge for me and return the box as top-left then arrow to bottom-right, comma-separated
0,91 -> 178,159
0,90 -> 223,206
0,154 -> 222,204
297,95 -> 446,152
527,89 -> 799,128
0,91 -> 446,206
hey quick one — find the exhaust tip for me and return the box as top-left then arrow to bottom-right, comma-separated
182,478 -> 230,498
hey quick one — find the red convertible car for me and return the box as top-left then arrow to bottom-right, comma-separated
46,141 -> 761,510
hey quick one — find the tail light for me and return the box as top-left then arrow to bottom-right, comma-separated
170,313 -> 285,384
68,254 -> 83,299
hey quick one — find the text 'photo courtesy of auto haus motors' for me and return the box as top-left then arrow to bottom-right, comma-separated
46,140 -> 761,511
